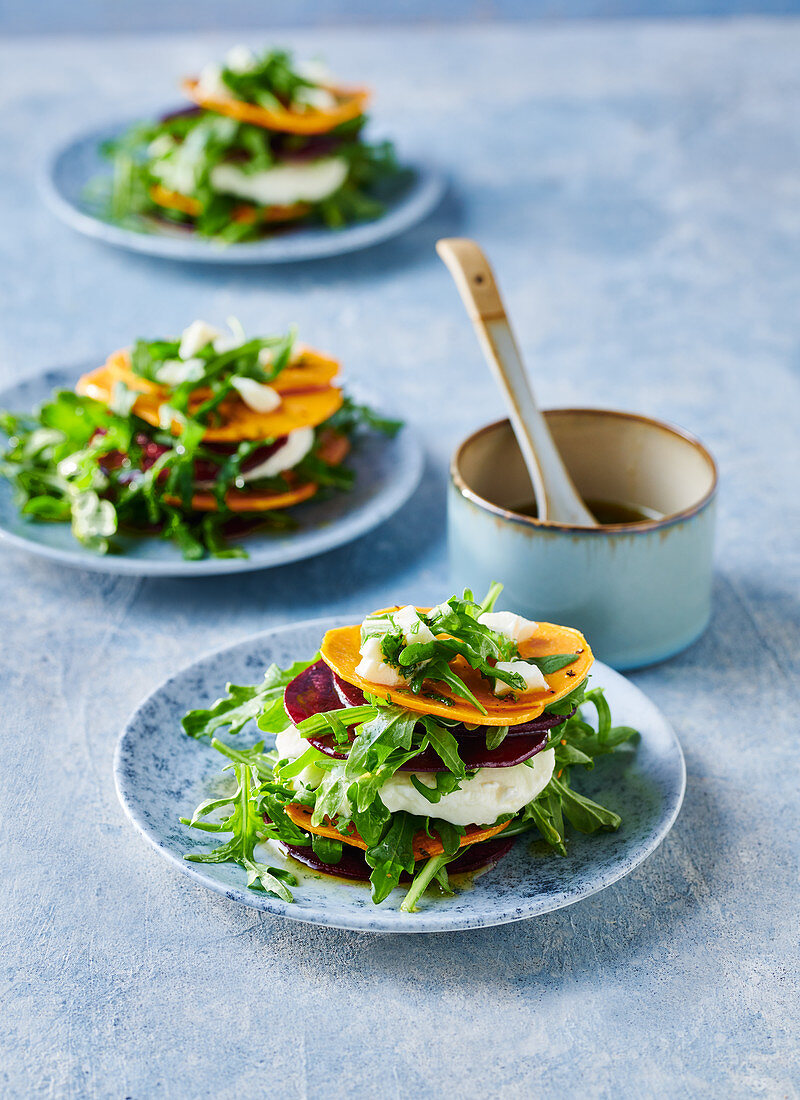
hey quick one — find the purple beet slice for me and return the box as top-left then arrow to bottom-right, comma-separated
333,672 -> 366,707
276,835 -> 515,883
396,731 -> 548,770
284,659 -> 348,725
286,661 -> 553,768
303,728 -> 549,770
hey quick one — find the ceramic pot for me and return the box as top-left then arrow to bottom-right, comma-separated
449,409 -> 717,669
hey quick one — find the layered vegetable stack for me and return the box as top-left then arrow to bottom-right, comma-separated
100,46 -> 401,242
182,585 -> 639,911
0,319 -> 398,559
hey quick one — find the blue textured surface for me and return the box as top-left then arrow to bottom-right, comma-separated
4,1 -> 800,35
1,21 -> 799,1099
43,121 -> 446,263
0,366 -> 423,575
115,620 -> 685,931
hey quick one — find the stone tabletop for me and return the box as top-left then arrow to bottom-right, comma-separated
1,19 -> 798,1099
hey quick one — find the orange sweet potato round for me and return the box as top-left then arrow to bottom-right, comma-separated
284,803 -> 510,861
165,480 -> 319,513
76,350 -> 343,442
319,613 -> 593,726
148,184 -> 311,225
182,77 -> 370,135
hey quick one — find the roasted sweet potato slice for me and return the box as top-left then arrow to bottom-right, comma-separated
149,184 -> 311,225
182,77 -> 370,135
165,480 -> 319,513
85,347 -> 339,399
319,613 -> 593,726
77,350 -> 344,442
284,803 -> 510,861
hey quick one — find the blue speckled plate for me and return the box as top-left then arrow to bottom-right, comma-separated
0,365 -> 423,576
115,619 -> 686,933
41,119 -> 446,264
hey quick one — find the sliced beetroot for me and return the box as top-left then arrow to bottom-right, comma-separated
284,659 -> 346,725
333,673 -> 366,707
192,438 -> 288,485
289,660 -> 554,769
304,727 -> 548,770
275,835 -> 515,883
397,731 -> 548,770
160,105 -> 203,124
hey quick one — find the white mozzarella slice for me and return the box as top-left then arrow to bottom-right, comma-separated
478,611 -> 539,643
179,320 -> 222,360
294,84 -> 338,111
241,426 -> 314,481
354,636 -> 406,687
392,606 -> 435,645
274,725 -> 325,789
197,62 -> 233,100
155,357 -> 205,386
493,660 -> 549,696
230,376 -> 282,413
210,157 -> 348,208
225,45 -> 257,73
379,749 -> 555,827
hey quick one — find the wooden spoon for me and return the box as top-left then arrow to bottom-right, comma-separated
436,237 -> 597,526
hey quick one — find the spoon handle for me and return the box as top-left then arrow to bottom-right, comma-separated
436,237 -> 596,526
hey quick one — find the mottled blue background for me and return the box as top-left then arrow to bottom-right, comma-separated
1,13 -> 799,1100
3,0 -> 800,34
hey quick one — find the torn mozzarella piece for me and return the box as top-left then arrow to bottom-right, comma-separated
294,84 -> 338,111
197,62 -> 233,100
296,59 -> 334,85
379,750 -> 555,827
179,320 -> 222,360
354,636 -> 406,688
225,45 -> 257,73
393,605 -> 435,644
274,724 -> 325,789
230,376 -> 282,413
362,605 -> 434,647
241,426 -> 314,481
210,156 -> 348,208
493,660 -> 549,696
478,611 -> 539,644
148,133 -> 175,158
212,317 -> 248,355
156,357 -> 205,386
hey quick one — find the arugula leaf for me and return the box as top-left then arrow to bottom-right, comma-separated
182,659 -> 312,739
432,819 -> 466,856
182,761 -> 297,900
310,834 -> 343,865
485,726 -> 509,751
400,851 -> 458,913
527,652 -> 580,675
420,716 -> 466,777
310,766 -> 354,828
365,811 -> 420,904
548,775 -> 622,833
409,771 -> 463,804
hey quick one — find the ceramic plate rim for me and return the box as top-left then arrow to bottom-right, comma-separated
114,618 -> 687,933
40,117 -> 447,264
0,365 -> 424,576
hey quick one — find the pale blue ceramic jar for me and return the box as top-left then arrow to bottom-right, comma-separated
448,409 -> 718,669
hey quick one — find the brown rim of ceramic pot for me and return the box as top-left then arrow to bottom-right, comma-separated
450,408 -> 719,535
